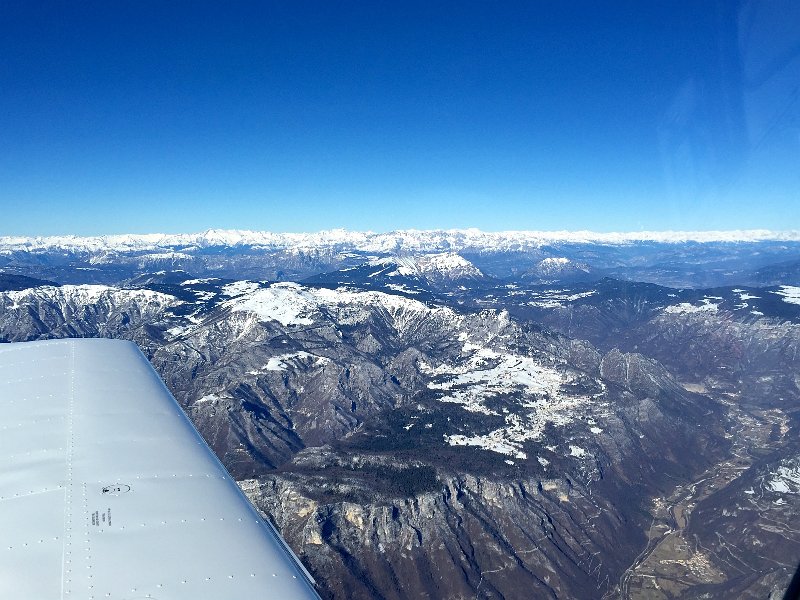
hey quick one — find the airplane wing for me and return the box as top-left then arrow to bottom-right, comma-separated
0,338 -> 321,599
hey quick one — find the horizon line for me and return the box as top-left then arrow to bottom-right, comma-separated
2,227 -> 800,248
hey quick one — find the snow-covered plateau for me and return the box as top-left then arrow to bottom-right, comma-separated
422,342 -> 603,459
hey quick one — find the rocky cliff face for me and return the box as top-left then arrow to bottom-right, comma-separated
245,468 -> 628,600
242,440 -> 698,600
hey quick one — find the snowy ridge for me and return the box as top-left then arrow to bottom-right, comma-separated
222,281 -> 451,334
364,253 -> 484,286
225,283 -> 317,326
0,284 -> 178,311
2,228 -> 800,254
313,286 -> 451,335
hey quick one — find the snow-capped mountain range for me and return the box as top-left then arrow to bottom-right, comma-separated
2,227 -> 800,254
4,228 -> 800,290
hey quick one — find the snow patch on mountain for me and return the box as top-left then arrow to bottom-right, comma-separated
765,458 -> 800,495
137,251 -> 193,261
446,432 -> 528,459
423,343 -> 600,459
194,393 -> 220,404
736,291 -> 761,301
525,290 -> 597,308
252,351 -> 331,373
569,445 -> 587,458
664,299 -> 720,314
773,286 -> 800,306
222,280 -> 262,297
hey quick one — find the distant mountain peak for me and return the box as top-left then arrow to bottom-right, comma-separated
534,257 -> 590,275
415,253 -> 485,282
367,253 -> 484,282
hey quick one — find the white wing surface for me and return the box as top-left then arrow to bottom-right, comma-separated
0,338 -> 321,599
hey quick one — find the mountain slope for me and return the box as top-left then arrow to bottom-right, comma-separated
0,280 -> 731,598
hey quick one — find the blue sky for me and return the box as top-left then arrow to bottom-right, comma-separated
1,1 -> 798,235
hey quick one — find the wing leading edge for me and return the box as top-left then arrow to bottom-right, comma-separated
0,338 -> 321,599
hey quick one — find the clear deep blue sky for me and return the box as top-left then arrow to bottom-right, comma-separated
1,1 -> 798,235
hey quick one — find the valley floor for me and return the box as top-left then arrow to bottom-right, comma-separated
614,391 -> 797,599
